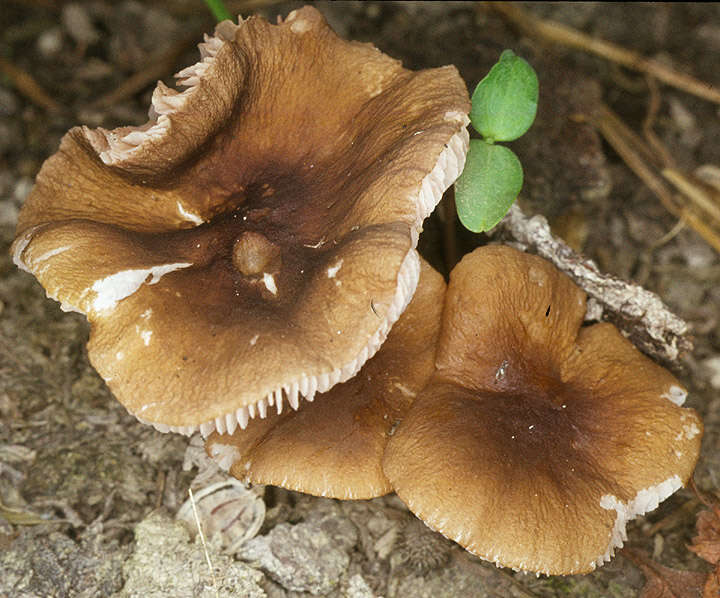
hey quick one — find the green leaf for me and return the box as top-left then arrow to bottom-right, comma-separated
454,139 -> 523,233
470,49 -> 539,143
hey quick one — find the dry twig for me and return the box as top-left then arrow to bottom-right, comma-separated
589,104 -> 720,253
189,487 -> 220,598
0,56 -> 63,113
489,2 -> 720,104
642,76 -> 676,170
499,204 -> 691,363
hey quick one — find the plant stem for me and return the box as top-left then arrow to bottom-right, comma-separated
203,0 -> 232,22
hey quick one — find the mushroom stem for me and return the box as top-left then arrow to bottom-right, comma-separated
232,231 -> 281,276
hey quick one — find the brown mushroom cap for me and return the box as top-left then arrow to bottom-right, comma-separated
382,245 -> 702,575
206,257 -> 446,500
11,7 -> 469,436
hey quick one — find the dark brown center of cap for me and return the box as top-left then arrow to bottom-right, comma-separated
232,231 -> 282,277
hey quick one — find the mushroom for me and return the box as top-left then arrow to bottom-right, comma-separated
205,257 -> 446,500
11,7 -> 470,436
382,245 -> 703,575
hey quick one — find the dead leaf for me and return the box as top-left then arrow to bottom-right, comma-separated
702,569 -> 719,598
622,548 -> 705,598
690,506 -> 720,565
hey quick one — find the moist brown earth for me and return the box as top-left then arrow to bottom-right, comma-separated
1,3 -> 719,597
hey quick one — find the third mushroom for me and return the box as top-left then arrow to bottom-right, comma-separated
383,245 -> 702,575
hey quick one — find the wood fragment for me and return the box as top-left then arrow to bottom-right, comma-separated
490,2 -> 720,104
593,104 -> 680,214
499,204 -> 691,363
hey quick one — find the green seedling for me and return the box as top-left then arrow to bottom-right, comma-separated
204,0 -> 232,22
455,50 -> 539,233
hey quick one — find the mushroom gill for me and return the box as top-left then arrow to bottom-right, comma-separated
205,257 -> 446,500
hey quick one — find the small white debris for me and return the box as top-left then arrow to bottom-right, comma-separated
327,260 -> 343,279
208,443 -> 241,472
249,334 -> 259,346
262,273 -> 277,295
495,359 -> 508,381
661,385 -> 687,406
140,330 -> 152,346
527,266 -> 546,287
91,263 -> 192,312
176,201 -> 204,225
683,422 -> 701,440
393,382 -> 416,398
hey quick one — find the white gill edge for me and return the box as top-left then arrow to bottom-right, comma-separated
11,232 -> 33,273
405,474 -> 684,576
146,248 -> 421,438
86,23 -> 233,165
411,113 -> 469,244
593,475 -> 682,570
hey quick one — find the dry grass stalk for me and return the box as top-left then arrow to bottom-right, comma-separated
592,104 -> 720,254
489,2 -> 720,105
0,56 -> 63,113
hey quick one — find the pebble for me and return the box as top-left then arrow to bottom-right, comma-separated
61,3 -> 99,46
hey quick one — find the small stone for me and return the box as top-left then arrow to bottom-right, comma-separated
0,88 -> 19,116
119,509 -> 265,598
240,518 -> 351,595
702,356 -> 720,389
13,177 -> 34,204
62,3 -> 100,46
346,573 -> 376,598
36,27 -> 64,58
0,527 -> 126,597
